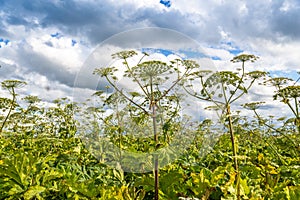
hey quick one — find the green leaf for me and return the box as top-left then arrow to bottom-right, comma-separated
8,184 -> 24,196
284,186 -> 300,200
240,178 -> 250,196
24,185 -> 45,200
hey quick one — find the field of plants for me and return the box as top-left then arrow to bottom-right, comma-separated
0,52 -> 299,199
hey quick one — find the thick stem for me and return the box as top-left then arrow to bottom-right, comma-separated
150,75 -> 159,200
152,102 -> 159,200
116,101 -> 123,162
226,105 -> 238,170
226,104 -> 240,200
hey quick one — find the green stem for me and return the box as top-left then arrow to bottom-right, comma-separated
220,73 -> 239,193
116,100 -> 123,161
105,75 -> 148,114
230,78 -> 255,103
150,75 -> 159,200
285,98 -> 298,117
293,76 -> 300,86
226,105 -> 238,169
124,57 -> 149,97
156,67 -> 190,102
226,104 -> 240,200
200,76 -> 224,107
182,76 -> 224,114
295,97 -> 299,117
0,88 -> 16,134
251,130 -> 287,165
153,104 -> 159,200
295,97 -> 300,134
228,61 -> 245,103
253,110 -> 298,148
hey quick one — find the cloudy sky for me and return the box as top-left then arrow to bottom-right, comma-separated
0,0 -> 299,119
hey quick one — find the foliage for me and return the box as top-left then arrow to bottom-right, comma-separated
184,54 -> 268,199
0,54 -> 300,199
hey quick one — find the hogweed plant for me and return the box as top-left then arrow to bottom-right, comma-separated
264,74 -> 300,134
0,80 -> 26,134
0,60 -> 299,199
274,86 -> 300,134
242,101 -> 299,160
184,54 -> 267,200
93,50 -> 200,200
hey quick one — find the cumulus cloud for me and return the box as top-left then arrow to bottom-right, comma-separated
1,0 -> 299,45
0,0 -> 299,114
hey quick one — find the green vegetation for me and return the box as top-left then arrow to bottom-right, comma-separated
0,51 -> 299,199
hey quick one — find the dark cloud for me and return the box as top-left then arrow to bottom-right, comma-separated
17,48 -> 76,87
206,2 -> 272,42
271,6 -> 300,39
6,15 -> 29,26
132,8 -> 222,43
1,0 -> 299,46
213,1 -> 300,42
1,0 -> 300,94
20,0 -> 142,44
0,61 -> 20,80
0,18 -> 9,37
0,0 -> 224,46
0,0 -> 118,43
102,27 -> 202,49
0,28 -> 8,37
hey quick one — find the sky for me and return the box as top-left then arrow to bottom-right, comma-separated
0,0 -> 299,119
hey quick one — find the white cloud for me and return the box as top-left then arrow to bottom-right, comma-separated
203,47 -> 232,61
250,39 -> 300,72
0,0 -> 299,122
280,0 -> 300,12
0,58 -> 15,66
28,34 -> 84,72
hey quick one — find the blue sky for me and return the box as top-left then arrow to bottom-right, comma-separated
0,0 -> 299,117
160,0 -> 171,8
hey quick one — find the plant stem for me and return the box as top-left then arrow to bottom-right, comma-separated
295,97 -> 300,134
124,57 -> 149,97
227,61 -> 245,103
150,75 -> 159,200
116,100 -> 123,162
226,105 -> 238,170
104,75 -> 148,114
0,87 -> 16,134
153,104 -> 159,200
253,110 -> 298,148
226,104 -> 240,200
